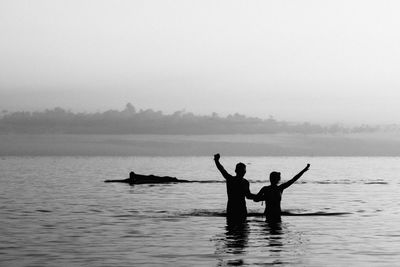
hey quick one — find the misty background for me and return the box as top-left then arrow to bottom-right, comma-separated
1,103 -> 400,156
1,1 -> 400,124
1,1 -> 400,155
0,103 -> 384,135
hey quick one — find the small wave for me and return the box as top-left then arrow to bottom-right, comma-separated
36,209 -> 52,213
298,179 -> 388,185
180,209 -> 351,217
281,211 -> 351,216
110,179 -> 388,185
184,179 -> 388,185
180,210 -> 226,217
187,180 -> 225,183
112,214 -> 136,218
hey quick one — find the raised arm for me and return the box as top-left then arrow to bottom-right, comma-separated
214,153 -> 233,180
280,164 -> 310,190
244,180 -> 256,200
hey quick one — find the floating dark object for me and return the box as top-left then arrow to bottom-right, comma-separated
104,171 -> 190,184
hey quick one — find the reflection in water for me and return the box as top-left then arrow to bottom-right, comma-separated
215,219 -> 249,266
263,221 -> 283,248
214,220 -> 288,266
225,219 -> 250,254
261,221 -> 285,265
256,221 -> 307,266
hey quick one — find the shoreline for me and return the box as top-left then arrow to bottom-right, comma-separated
1,133 -> 400,156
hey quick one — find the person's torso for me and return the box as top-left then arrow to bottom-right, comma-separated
226,178 -> 248,203
263,186 -> 283,213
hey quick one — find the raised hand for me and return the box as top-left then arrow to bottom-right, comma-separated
304,164 -> 310,171
214,153 -> 221,161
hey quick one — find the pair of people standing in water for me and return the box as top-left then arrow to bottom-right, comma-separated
214,153 -> 310,222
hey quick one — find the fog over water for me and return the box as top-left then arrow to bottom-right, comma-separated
3,2 -> 400,266
1,1 -> 400,124
1,104 -> 399,156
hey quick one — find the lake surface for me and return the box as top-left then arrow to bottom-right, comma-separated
1,156 -> 400,266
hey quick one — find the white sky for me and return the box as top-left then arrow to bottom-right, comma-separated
1,0 -> 400,124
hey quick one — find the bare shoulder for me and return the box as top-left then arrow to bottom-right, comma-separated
262,185 -> 272,192
242,178 -> 250,185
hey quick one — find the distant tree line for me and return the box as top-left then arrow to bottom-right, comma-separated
0,103 -> 383,134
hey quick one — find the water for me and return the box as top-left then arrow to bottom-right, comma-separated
1,157 -> 400,266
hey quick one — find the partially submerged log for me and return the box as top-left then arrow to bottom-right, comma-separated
104,171 -> 189,184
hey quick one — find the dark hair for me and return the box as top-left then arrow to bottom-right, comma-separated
270,171 -> 281,184
235,162 -> 246,176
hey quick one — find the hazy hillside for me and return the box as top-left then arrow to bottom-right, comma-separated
0,103 -> 383,135
1,104 -> 399,156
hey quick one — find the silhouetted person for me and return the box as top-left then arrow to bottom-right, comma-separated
129,171 -> 135,182
254,164 -> 310,222
104,171 -> 187,184
214,153 -> 255,222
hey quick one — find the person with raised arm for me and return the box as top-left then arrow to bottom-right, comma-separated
214,153 -> 256,222
254,164 -> 310,222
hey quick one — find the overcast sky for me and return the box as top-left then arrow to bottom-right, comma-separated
1,0 -> 400,124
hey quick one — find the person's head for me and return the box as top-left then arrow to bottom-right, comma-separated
235,162 -> 246,178
269,171 -> 281,185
